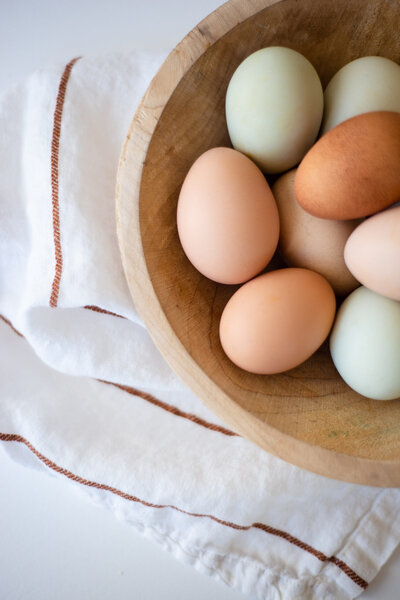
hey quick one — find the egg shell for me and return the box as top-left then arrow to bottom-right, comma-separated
219,268 -> 336,374
272,169 -> 360,296
344,205 -> 400,300
295,111 -> 400,220
330,286 -> 400,400
177,147 -> 279,284
322,56 -> 400,134
225,46 -> 323,174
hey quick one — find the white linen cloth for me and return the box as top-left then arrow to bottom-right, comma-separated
1,50 -> 400,600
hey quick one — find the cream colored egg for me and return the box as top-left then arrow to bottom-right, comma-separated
322,56 -> 400,134
344,205 -> 400,301
330,287 -> 400,400
225,47 -> 323,174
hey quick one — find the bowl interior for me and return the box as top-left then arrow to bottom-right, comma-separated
136,0 -> 400,473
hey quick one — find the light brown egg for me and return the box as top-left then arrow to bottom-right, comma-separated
219,268 -> 336,374
295,111 -> 400,220
177,147 -> 279,284
344,205 -> 400,301
272,169 -> 360,296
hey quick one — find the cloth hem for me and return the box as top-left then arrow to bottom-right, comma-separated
1,438 -> 354,600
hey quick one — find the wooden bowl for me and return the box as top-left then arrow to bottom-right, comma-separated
116,0 -> 400,486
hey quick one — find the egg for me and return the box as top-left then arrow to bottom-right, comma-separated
330,287 -> 400,400
322,56 -> 400,134
225,47 -> 323,174
295,111 -> 400,220
177,147 -> 279,284
344,205 -> 400,301
219,268 -> 336,374
272,169 -> 360,296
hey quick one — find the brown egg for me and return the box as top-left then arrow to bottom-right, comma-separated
219,268 -> 336,374
272,169 -> 360,296
295,111 -> 400,220
177,147 -> 279,284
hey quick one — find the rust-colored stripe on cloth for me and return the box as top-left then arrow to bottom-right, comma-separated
253,524 -> 368,588
84,305 -> 125,319
0,432 -> 368,590
328,556 -> 368,588
0,315 -> 23,337
0,315 -> 236,437
49,57 -> 81,308
100,380 -> 237,437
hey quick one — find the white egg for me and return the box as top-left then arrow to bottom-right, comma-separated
225,47 -> 323,174
322,56 -> 400,134
330,287 -> 400,401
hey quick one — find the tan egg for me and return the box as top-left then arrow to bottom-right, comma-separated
219,268 -> 336,374
272,169 -> 360,296
177,147 -> 279,284
344,205 -> 400,300
295,111 -> 400,220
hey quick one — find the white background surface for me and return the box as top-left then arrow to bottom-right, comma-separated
1,1 -> 400,599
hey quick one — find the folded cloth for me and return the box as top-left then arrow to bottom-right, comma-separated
1,51 -> 400,600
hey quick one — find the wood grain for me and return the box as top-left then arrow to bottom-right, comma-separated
116,0 -> 400,486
